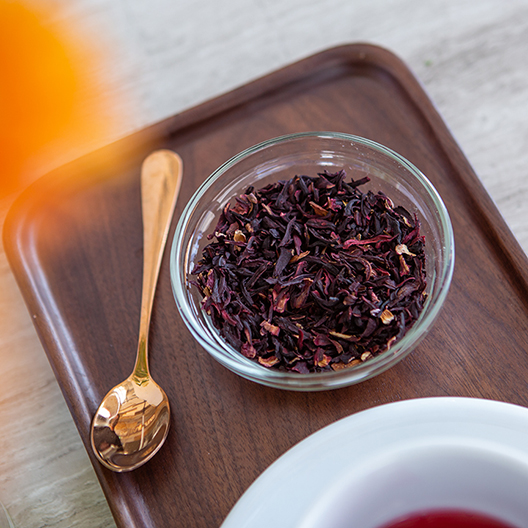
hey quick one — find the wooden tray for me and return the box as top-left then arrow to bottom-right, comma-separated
4,44 -> 528,528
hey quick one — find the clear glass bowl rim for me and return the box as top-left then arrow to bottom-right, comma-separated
170,131 -> 455,390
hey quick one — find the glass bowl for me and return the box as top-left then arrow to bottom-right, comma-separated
170,132 -> 454,391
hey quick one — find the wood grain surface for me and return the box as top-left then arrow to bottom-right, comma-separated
1,2 -> 528,528
4,44 -> 528,528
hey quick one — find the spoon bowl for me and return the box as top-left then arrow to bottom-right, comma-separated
91,378 -> 170,471
91,149 -> 182,472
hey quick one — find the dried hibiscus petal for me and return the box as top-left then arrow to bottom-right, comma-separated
191,170 -> 427,373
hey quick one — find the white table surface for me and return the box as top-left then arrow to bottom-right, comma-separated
1,1 -> 527,526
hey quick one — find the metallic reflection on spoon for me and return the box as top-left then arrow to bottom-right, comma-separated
90,150 -> 182,472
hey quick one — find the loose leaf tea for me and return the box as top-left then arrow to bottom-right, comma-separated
191,170 -> 427,373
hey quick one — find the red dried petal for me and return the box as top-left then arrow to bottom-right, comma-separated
260,320 -> 280,336
258,356 -> 280,368
241,342 -> 257,359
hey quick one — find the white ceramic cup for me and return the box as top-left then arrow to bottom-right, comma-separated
298,439 -> 528,528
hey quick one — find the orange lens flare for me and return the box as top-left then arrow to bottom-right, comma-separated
0,1 -> 119,195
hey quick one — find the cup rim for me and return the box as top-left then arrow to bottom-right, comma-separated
298,439 -> 528,528
170,132 -> 455,390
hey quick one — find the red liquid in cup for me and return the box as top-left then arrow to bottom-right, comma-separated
378,510 -> 517,528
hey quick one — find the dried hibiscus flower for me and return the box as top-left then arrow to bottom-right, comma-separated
190,170 -> 427,373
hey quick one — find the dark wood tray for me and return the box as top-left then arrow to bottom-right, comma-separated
4,44 -> 528,528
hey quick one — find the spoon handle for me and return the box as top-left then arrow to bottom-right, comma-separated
133,149 -> 183,382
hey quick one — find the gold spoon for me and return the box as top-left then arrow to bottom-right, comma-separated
90,149 -> 183,472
